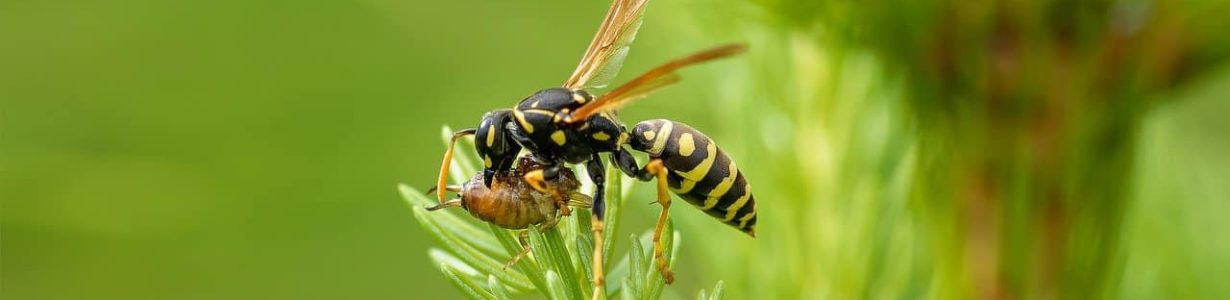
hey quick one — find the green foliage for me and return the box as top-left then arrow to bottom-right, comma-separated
653,0 -> 1230,298
399,126 -> 718,299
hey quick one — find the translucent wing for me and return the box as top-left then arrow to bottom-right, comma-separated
566,44 -> 747,123
563,0 -> 649,90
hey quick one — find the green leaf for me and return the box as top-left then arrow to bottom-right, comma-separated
487,275 -> 512,300
574,208 -> 596,293
620,280 -> 637,300
411,203 -> 534,291
544,271 -> 569,300
429,248 -> 479,278
487,224 -> 549,294
602,162 -> 625,263
645,225 -> 677,300
529,226 -> 584,300
605,249 -> 632,296
709,280 -> 725,300
626,235 -> 646,298
399,184 -> 505,258
440,263 -> 496,300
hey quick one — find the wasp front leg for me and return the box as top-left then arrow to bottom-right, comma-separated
436,129 -> 477,204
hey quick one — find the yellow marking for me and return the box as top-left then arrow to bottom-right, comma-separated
484,155 -> 493,168
592,132 -> 611,141
674,142 -> 717,181
513,109 -> 534,133
485,125 -> 495,147
617,132 -> 628,145
642,131 -> 656,141
738,209 -> 756,228
703,160 -> 739,209
678,133 -> 696,156
521,109 -> 556,116
648,122 -> 673,155
673,180 -> 697,194
519,109 -> 558,128
573,92 -> 586,103
551,130 -> 567,145
723,192 -> 752,221
524,169 -> 547,192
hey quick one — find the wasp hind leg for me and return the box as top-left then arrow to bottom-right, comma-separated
645,159 -> 676,284
435,129 -> 477,205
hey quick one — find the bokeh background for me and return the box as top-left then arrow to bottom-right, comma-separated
3,0 -> 1229,299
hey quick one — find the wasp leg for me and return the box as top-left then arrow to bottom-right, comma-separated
590,213 -> 605,300
585,155 -> 608,300
645,159 -> 675,284
504,231 -> 532,270
436,128 -> 477,204
614,147 -> 652,181
426,199 -> 462,211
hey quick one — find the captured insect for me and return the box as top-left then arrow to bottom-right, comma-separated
430,0 -> 757,296
427,154 -> 592,269
427,154 -> 591,231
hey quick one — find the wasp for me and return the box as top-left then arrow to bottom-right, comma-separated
431,0 -> 757,295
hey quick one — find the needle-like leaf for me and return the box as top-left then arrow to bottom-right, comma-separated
440,263 -> 497,300
487,275 -> 512,300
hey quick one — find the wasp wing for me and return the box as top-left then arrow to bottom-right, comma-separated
563,0 -> 650,90
566,44 -> 746,123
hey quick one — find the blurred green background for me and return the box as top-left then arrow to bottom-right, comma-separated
3,0 -> 1229,299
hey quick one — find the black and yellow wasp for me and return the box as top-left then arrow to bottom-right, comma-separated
430,0 -> 756,295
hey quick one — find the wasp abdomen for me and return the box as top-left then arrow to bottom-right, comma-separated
629,119 -> 757,235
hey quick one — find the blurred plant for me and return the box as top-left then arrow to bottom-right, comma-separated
647,0 -> 1230,298
398,126 -> 723,299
